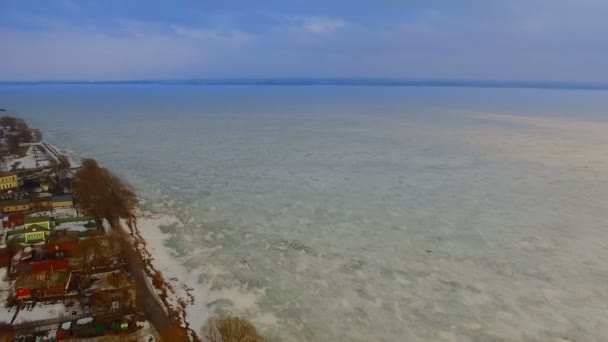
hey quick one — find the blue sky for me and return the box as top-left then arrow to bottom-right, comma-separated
0,0 -> 607,81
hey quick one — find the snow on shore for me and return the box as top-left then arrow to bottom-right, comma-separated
135,211 -> 277,334
135,212 -> 211,332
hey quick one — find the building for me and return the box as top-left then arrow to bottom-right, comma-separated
24,216 -> 53,243
0,174 -> 18,191
6,216 -> 54,244
52,195 -> 74,208
6,224 -> 52,244
15,259 -> 71,300
0,199 -> 31,213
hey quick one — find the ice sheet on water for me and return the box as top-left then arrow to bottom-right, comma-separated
11,86 -> 608,341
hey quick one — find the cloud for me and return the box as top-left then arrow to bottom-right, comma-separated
0,1 -> 607,81
171,25 -> 252,46
300,17 -> 346,33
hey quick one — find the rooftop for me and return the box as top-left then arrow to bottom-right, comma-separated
24,216 -> 51,224
16,259 -> 69,276
52,195 -> 73,202
15,269 -> 70,290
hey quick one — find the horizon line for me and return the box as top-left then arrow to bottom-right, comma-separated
1,78 -> 607,90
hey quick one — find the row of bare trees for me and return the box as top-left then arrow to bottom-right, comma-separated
72,158 -> 138,225
71,158 -> 263,341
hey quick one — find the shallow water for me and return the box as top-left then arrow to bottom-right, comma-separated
2,85 -> 608,341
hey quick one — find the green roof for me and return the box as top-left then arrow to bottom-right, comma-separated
6,224 -> 51,236
55,216 -> 96,224
24,216 -> 51,224
6,228 -> 25,236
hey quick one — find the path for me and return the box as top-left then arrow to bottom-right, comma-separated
116,224 -> 190,341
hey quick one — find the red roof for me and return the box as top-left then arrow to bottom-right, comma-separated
31,259 -> 69,273
9,214 -> 24,221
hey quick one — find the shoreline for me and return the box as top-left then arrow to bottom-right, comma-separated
0,117 -> 196,341
41,127 -> 212,336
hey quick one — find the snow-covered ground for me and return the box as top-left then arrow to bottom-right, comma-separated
8,143 -> 55,171
55,221 -> 95,232
0,268 -> 13,323
51,207 -> 79,219
76,316 -> 93,325
29,207 -> 79,220
136,213 -> 212,332
13,302 -> 70,323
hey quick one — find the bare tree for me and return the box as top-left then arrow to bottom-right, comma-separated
75,232 -> 123,285
72,158 -> 138,225
201,317 -> 263,342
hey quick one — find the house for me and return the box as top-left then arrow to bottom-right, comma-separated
6,224 -> 52,244
6,216 -> 54,244
0,199 -> 31,213
0,173 -> 18,191
15,259 -> 71,300
52,195 -> 74,208
24,216 -> 53,243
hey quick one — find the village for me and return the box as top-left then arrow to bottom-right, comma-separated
0,115 -> 159,341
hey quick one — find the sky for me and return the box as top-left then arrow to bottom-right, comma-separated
0,0 -> 607,82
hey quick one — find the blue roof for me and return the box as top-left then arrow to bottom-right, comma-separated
52,195 -> 73,202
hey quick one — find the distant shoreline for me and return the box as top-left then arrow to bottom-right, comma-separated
1,78 -> 608,90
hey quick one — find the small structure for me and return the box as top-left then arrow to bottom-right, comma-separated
52,195 -> 74,208
0,173 -> 18,191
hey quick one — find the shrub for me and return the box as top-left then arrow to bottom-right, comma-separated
201,316 -> 263,342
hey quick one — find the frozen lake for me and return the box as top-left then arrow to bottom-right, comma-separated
2,85 -> 608,341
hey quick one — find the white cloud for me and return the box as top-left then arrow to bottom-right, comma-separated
0,5 -> 607,82
171,25 -> 251,46
300,17 -> 346,33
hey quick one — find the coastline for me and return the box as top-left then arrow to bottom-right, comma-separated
0,120 -> 196,340
47,139 -> 206,338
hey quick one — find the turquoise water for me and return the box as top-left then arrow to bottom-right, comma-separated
2,85 -> 608,341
